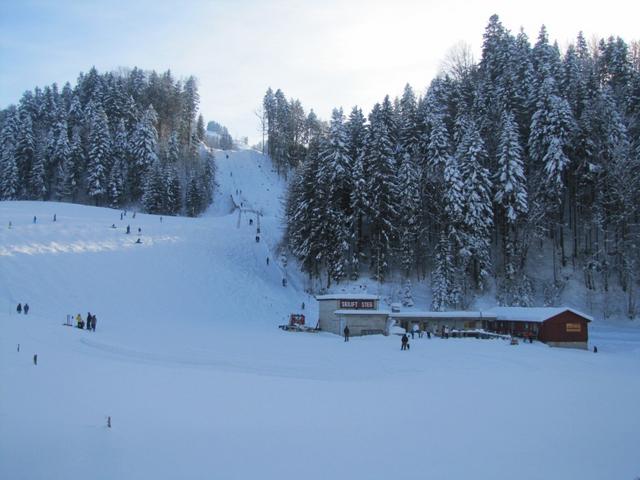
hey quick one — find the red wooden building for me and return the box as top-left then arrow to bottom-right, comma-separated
487,307 -> 592,349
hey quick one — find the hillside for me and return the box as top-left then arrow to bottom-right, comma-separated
1,150 -> 640,480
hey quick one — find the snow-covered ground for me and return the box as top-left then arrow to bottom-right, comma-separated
1,150 -> 639,480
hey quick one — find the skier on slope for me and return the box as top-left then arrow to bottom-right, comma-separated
16,303 -> 22,314
23,303 -> 29,314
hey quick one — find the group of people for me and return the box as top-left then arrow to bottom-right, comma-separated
76,312 -> 97,331
16,303 -> 30,314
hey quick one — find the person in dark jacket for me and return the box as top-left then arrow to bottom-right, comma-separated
16,303 -> 22,314
92,315 -> 97,332
343,325 -> 350,342
401,334 -> 409,351
23,303 -> 29,314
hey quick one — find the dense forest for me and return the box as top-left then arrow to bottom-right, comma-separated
267,15 -> 640,317
0,67 -> 215,216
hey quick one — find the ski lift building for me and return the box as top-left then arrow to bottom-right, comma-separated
316,294 -> 390,336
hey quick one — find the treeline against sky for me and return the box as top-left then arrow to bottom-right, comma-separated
0,67 -> 214,216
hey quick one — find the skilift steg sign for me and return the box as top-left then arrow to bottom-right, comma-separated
339,299 -> 375,309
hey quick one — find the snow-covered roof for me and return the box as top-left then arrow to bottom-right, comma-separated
487,307 -> 593,323
334,310 -> 391,316
391,311 -> 497,319
315,294 -> 379,301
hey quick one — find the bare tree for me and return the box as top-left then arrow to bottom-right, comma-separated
630,40 -> 640,71
254,105 -> 266,154
439,41 -> 476,80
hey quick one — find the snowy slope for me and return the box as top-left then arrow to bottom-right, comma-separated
1,150 -> 640,480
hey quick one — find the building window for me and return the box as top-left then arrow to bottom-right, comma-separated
566,323 -> 582,333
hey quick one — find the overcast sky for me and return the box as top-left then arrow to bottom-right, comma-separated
1,0 -> 638,143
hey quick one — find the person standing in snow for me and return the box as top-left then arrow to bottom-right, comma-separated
53,214 -> 56,222
401,334 -> 409,351
126,225 -> 130,234
23,303 -> 29,314
92,315 -> 97,332
16,303 -> 22,314
76,313 -> 82,328
120,212 -> 123,220
343,325 -> 350,342
33,216 -> 37,224
266,257 -> 269,265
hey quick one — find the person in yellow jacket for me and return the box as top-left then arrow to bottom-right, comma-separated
76,313 -> 83,329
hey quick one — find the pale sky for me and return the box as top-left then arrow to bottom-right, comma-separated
1,0 -> 638,144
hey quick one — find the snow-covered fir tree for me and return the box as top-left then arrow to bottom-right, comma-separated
86,104 -> 111,203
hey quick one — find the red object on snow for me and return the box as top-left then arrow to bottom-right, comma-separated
289,314 -> 305,326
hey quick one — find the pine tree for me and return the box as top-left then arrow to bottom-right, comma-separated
108,157 -> 126,207
196,114 -> 206,142
0,108 -> 19,199
130,106 -> 159,200
142,159 -> 165,213
164,162 -> 182,214
52,120 -> 70,199
495,110 -> 528,223
346,106 -> 366,169
185,175 -> 202,217
528,76 -> 576,206
397,153 -> 421,277
365,102 -> 399,281
317,108 -> 353,284
61,129 -> 84,201
399,84 -> 419,159
431,232 -> 459,311
28,151 -> 46,200
107,119 -> 129,206
14,109 -> 35,198
86,104 -> 111,204
319,108 -> 352,212
349,151 -> 368,280
457,118 -> 493,289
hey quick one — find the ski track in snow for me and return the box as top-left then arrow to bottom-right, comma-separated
1,149 -> 640,480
